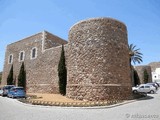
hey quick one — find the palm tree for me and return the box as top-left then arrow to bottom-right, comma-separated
129,44 -> 143,65
129,44 -> 143,86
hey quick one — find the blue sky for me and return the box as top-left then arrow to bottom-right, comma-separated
0,0 -> 160,71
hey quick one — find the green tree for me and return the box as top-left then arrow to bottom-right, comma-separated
58,45 -> 67,95
129,44 -> 143,65
143,69 -> 149,83
133,69 -> 140,86
18,62 -> 26,90
0,72 -> 2,84
7,64 -> 14,85
129,44 -> 143,86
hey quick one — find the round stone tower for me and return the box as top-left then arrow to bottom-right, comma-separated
66,17 -> 132,101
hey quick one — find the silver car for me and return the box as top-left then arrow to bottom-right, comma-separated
132,84 -> 157,94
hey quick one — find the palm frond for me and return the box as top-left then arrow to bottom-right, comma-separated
129,43 -> 143,65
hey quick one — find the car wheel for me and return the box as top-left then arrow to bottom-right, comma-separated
133,90 -> 138,93
150,90 -> 154,94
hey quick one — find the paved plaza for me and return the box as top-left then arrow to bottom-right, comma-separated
0,90 -> 160,120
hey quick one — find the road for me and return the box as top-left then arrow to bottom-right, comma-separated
0,90 -> 160,120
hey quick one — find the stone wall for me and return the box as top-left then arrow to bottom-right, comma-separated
134,65 -> 152,84
44,31 -> 67,49
148,62 -> 160,72
2,31 -> 67,93
2,32 -> 43,86
2,17 -> 133,101
67,18 -> 132,101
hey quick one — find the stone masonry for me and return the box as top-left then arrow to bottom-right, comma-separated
134,65 -> 152,84
66,18 -> 132,101
148,62 -> 160,72
2,31 -> 67,93
2,17 -> 133,101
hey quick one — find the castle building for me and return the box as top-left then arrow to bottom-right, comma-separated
2,17 -> 132,101
2,31 -> 67,93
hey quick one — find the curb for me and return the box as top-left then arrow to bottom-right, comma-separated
18,94 -> 148,108
19,99 -> 133,108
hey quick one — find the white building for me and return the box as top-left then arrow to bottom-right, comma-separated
152,68 -> 160,83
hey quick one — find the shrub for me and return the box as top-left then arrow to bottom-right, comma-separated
143,69 -> 149,83
18,62 -> 26,90
0,72 -> 2,84
7,64 -> 13,85
58,45 -> 67,95
133,69 -> 140,86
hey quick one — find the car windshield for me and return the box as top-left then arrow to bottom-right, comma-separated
3,85 -> 15,90
16,88 -> 24,90
4,87 -> 12,89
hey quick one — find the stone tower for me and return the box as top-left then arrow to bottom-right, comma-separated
67,18 -> 132,101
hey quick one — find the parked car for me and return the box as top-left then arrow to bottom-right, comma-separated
0,88 -> 3,96
155,82 -> 160,87
146,83 -> 159,90
2,85 -> 15,96
157,82 -> 160,86
7,87 -> 26,98
132,84 -> 157,94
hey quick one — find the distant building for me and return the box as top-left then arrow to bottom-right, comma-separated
134,62 -> 160,85
148,62 -> 160,83
152,68 -> 160,83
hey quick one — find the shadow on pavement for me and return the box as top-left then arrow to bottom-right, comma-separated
136,95 -> 154,100
132,92 -> 154,101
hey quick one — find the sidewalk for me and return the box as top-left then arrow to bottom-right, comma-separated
23,93 -> 124,107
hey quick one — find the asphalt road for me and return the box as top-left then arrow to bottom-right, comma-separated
0,90 -> 160,120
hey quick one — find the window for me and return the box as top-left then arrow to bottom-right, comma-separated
140,86 -> 144,88
8,54 -> 13,64
31,47 -> 37,59
19,51 -> 25,61
145,86 -> 150,88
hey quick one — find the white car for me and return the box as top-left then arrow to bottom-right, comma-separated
132,84 -> 157,94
